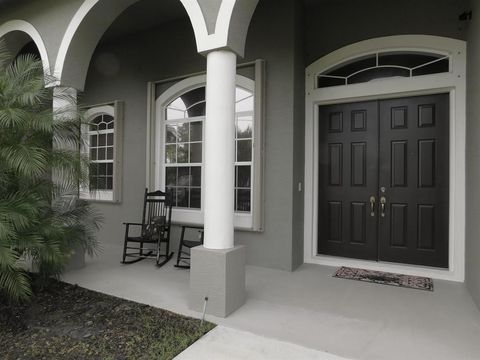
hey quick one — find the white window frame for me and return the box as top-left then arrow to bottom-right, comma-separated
80,101 -> 124,203
147,62 -> 265,231
304,35 -> 466,282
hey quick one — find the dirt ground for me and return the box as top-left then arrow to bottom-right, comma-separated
0,278 -> 215,360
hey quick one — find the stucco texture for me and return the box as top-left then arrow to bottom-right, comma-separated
80,0 -> 301,271
466,0 -> 480,309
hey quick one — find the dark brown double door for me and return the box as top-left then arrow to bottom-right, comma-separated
317,94 -> 449,268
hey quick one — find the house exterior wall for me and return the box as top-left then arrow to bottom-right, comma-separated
466,0 -> 480,309
80,0 -> 300,271
235,0 -> 298,270
1,0 -> 477,282
0,0 -> 84,69
304,0 -> 468,65
81,18 -> 204,260
291,0 -> 305,269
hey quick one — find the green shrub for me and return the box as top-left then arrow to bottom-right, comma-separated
0,42 -> 102,301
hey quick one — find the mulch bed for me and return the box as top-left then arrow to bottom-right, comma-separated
0,278 -> 215,360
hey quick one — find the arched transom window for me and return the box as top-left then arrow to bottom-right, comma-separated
317,51 -> 450,88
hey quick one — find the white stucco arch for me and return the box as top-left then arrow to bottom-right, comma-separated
0,20 -> 51,76
54,0 -> 149,90
54,0 -> 212,90
54,0 -> 259,90
183,0 -> 259,55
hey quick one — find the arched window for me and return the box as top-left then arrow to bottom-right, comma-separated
81,102 -> 124,202
163,85 -> 255,212
317,51 -> 450,88
152,65 -> 265,231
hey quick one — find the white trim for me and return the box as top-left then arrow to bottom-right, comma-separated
304,35 -> 466,282
0,20 -> 51,76
150,72 -> 263,230
215,0 -> 236,44
146,81 -> 156,188
54,0 -> 98,83
180,0 -> 240,55
179,0 -> 210,51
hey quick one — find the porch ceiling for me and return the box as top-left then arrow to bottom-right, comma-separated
100,0 -> 188,44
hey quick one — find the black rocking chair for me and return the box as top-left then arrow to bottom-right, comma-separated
175,225 -> 204,269
122,189 -> 174,267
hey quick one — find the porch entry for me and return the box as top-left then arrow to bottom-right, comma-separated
317,93 -> 449,268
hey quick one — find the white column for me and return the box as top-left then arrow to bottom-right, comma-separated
204,50 -> 237,250
53,86 -> 85,270
53,86 -> 78,116
52,86 -> 79,194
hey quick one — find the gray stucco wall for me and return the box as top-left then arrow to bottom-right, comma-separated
304,0 -> 468,65
197,0 -> 222,34
291,0 -> 305,270
466,0 -> 480,309
81,19 -> 205,262
81,0 -> 301,271
0,0 -> 84,70
234,0 -> 297,270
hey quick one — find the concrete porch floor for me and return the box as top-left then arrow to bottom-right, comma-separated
62,242 -> 480,360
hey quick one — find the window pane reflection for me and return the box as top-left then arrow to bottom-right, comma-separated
164,86 -> 254,213
165,166 -> 202,209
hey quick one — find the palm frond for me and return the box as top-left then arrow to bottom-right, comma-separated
0,265 -> 32,301
0,145 -> 48,178
0,39 -> 12,71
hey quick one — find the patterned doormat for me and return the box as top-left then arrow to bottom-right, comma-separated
333,266 -> 434,291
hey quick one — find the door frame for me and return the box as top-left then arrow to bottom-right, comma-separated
304,35 -> 467,282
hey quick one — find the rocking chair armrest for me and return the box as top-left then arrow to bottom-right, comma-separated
123,223 -> 143,237
123,222 -> 143,226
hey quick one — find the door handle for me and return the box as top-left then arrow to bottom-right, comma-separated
369,196 -> 376,217
380,196 -> 386,218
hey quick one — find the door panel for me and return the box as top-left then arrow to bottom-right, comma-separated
378,94 -> 449,268
317,94 -> 450,269
318,101 -> 379,260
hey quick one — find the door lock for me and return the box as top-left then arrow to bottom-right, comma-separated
380,196 -> 386,218
369,196 -> 376,217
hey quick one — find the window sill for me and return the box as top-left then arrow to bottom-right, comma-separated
80,190 -> 120,204
82,198 -> 121,205
171,209 -> 261,232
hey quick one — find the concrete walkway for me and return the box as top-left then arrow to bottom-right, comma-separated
175,326 -> 351,360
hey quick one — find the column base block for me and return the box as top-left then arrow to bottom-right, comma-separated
189,245 -> 246,318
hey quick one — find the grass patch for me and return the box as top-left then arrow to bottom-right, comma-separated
0,278 -> 215,360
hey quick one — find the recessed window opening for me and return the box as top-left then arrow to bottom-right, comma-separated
80,102 -> 123,203
317,51 -> 450,88
152,62 -> 265,231
163,86 -> 254,213
88,114 -> 115,192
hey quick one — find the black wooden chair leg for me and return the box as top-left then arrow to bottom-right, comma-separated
174,225 -> 204,269
122,225 -> 129,263
156,252 -> 174,267
175,227 -> 186,267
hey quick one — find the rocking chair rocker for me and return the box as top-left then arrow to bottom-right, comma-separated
122,189 -> 174,267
